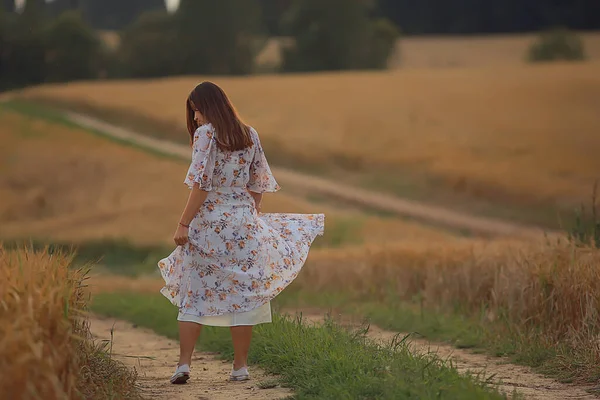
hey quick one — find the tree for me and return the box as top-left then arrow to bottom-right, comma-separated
376,0 -> 600,35
118,10 -> 179,78
258,0 -> 292,36
175,0 -> 263,75
47,0 -> 80,17
2,0 -> 14,13
281,0 -> 398,72
45,10 -> 101,81
81,0 -> 165,30
0,8 -> 7,89
4,0 -> 47,86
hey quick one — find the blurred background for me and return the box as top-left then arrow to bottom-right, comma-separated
2,1 -> 600,392
1,0 -> 600,84
1,0 -> 600,245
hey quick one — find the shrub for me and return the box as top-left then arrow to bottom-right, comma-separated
528,27 -> 586,62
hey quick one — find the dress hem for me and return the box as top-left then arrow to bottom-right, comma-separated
177,301 -> 272,327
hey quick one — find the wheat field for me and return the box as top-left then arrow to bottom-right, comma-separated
16,60 -> 600,210
389,32 -> 600,68
0,109 -> 453,247
0,246 -> 139,399
4,98 -> 599,384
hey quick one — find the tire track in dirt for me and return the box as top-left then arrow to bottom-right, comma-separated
89,316 -> 292,400
290,310 -> 598,400
57,111 -> 558,239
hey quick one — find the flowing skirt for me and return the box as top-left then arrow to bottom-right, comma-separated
158,189 -> 325,326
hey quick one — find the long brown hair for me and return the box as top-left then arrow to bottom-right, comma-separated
186,81 -> 253,151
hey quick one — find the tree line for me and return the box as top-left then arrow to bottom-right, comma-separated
1,0 -> 596,91
4,0 -> 598,34
0,0 -> 400,89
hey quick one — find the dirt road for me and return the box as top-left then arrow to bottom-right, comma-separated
90,312 -> 597,400
62,111 -> 556,239
89,316 -> 292,400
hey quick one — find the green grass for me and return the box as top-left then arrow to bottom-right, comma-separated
91,291 -> 506,400
0,238 -> 171,277
0,100 -> 184,162
274,286 -> 600,390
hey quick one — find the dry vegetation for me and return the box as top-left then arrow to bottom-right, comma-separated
86,233 -> 600,382
297,236 -> 600,382
16,61 -> 600,211
0,246 -> 140,399
0,109 -> 453,247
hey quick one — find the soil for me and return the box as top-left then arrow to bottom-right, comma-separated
90,312 -> 598,400
89,316 -> 292,400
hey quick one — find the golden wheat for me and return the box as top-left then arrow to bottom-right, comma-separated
298,236 -> 600,343
0,246 -> 139,399
0,110 -> 453,247
16,61 -> 600,208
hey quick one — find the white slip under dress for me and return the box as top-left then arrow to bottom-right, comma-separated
157,123 -> 325,327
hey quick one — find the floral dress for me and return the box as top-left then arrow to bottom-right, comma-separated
157,123 -> 325,326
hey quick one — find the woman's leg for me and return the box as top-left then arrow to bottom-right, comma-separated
230,325 -> 253,369
178,321 -> 202,366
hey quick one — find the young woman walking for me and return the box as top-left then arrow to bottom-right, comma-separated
157,81 -> 325,384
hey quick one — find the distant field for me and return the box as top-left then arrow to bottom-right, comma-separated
0,109 -> 453,247
16,61 -> 600,225
256,32 -> 600,69
389,32 -> 600,68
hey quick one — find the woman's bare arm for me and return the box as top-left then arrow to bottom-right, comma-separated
180,185 -> 209,225
249,190 -> 263,213
173,184 -> 208,245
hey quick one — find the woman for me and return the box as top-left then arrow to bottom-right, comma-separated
157,81 -> 325,384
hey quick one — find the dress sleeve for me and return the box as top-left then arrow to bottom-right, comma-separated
184,125 -> 216,191
247,128 -> 280,193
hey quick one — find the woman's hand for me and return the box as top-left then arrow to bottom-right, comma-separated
173,224 -> 190,246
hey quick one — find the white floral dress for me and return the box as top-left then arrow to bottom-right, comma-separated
158,123 -> 325,326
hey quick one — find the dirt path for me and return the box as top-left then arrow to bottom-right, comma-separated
290,310 -> 598,400
60,111 -> 557,239
89,316 -> 292,400
90,310 -> 597,400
